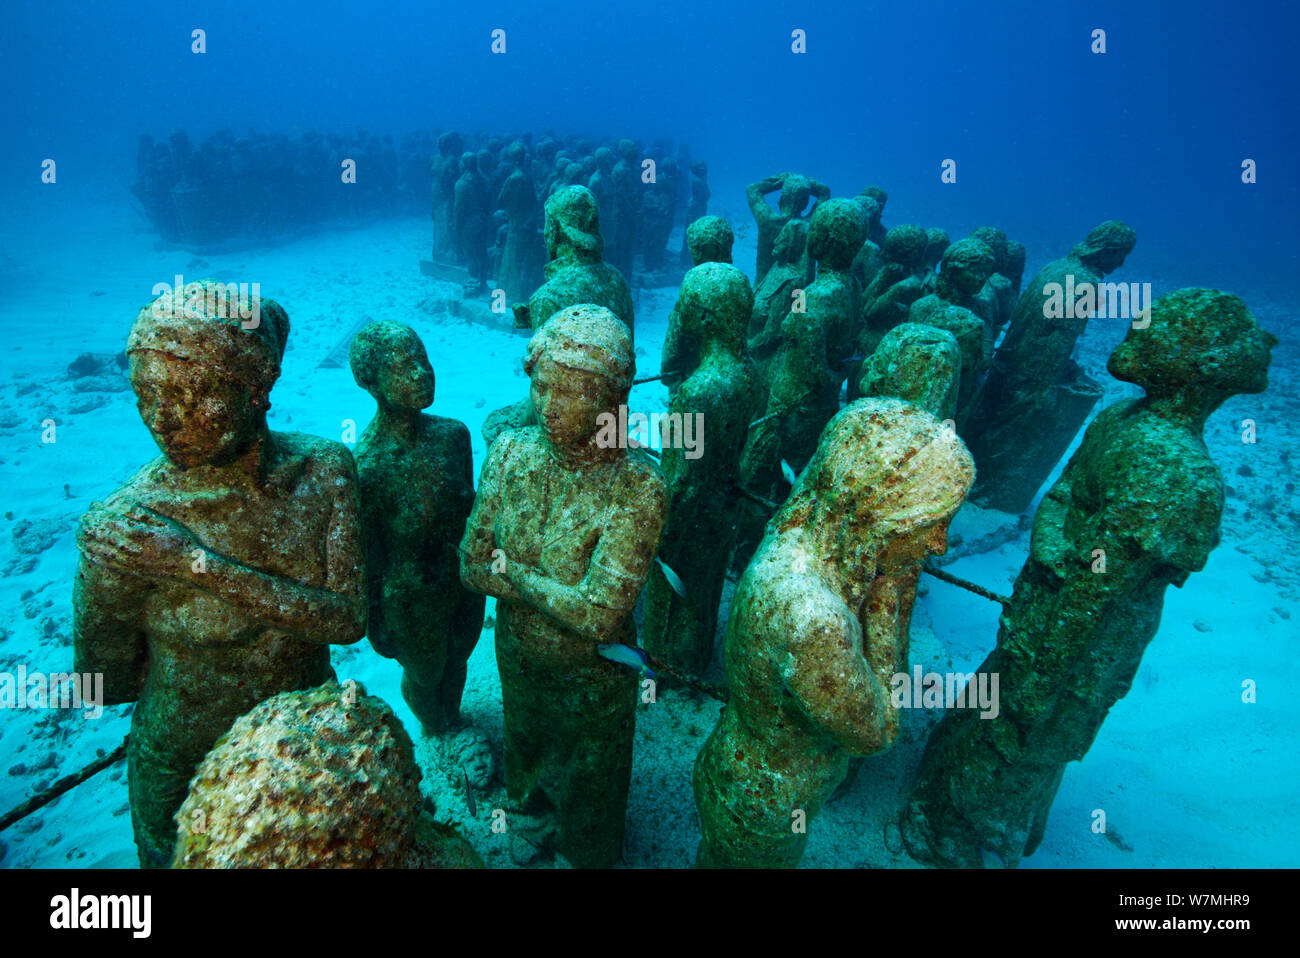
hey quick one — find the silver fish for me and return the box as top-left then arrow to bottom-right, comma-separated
781,459 -> 798,486
656,556 -> 687,598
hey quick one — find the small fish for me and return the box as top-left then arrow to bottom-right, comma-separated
597,643 -> 657,680
979,847 -> 1005,869
462,768 -> 477,817
781,459 -> 798,486
840,354 -> 866,366
1103,827 -> 1133,852
656,556 -> 687,598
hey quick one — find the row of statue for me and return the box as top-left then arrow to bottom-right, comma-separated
431,131 -> 709,296
76,164 -> 1276,868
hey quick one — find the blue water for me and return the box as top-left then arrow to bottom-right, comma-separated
0,0 -> 1296,869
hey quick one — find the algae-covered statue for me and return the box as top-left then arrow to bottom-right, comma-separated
485,185 -> 637,446
680,161 -> 712,267
747,172 -> 830,287
907,237 -> 996,424
350,321 -> 485,735
684,214 -> 734,267
853,224 -> 931,392
453,151 -> 491,293
964,220 -> 1137,512
858,322 -> 962,422
901,289 -> 1276,869
644,263 -> 763,679
172,682 -> 483,868
495,140 -> 545,306
459,306 -> 669,869
747,219 -> 809,378
73,281 -> 367,868
695,398 -> 975,868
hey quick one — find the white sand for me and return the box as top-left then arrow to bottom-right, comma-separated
0,191 -> 1295,869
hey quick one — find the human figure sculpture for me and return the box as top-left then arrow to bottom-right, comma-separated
349,322 -> 485,735
734,200 -> 865,571
746,172 -> 830,287
967,227 -> 1021,338
858,322 -> 962,422
965,221 -> 1137,512
73,281 -> 367,868
746,219 -> 809,378
908,237 -> 997,423
431,131 -> 464,261
453,152 -> 491,292
695,398 -> 975,868
640,155 -> 679,274
495,140 -> 544,305
172,682 -> 483,868
679,161 -> 711,267
684,215 -> 734,267
644,264 -> 763,679
587,146 -> 617,228
849,190 -> 887,292
918,228 -> 950,295
609,139 -> 642,279
854,224 -> 931,380
483,186 -> 636,446
459,306 -> 669,869
901,288 -> 1277,869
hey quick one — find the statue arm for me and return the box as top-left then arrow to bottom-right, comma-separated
72,551 -> 149,705
503,468 -> 669,642
782,601 -> 894,755
457,438 -> 525,602
746,176 -> 783,220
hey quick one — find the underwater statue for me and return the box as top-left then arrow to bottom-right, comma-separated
848,189 -> 888,292
964,220 -> 1137,512
695,398 -> 975,868
684,214 -> 735,267
967,226 -> 1025,338
609,138 -> 642,278
734,200 -> 865,573
644,263 -> 763,679
73,281 -> 367,868
349,321 -> 485,735
747,172 -> 830,287
918,228 -> 950,295
453,151 -> 491,293
172,682 -> 483,868
746,219 -> 809,378
431,131 -> 465,261
858,322 -> 962,422
640,154 -> 679,274
484,185 -> 636,447
495,140 -> 545,305
459,306 -> 669,869
853,224 -> 931,389
907,237 -> 996,424
680,161 -> 712,267
901,288 -> 1277,869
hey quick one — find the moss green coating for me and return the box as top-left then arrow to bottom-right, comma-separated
901,289 -> 1277,868
460,306 -> 668,868
73,281 -> 367,868
350,321 -> 485,735
685,214 -> 735,267
746,172 -> 830,287
858,322 -> 961,421
695,399 -> 974,867
644,264 -> 763,679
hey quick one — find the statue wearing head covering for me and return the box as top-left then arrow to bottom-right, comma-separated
173,681 -> 483,868
695,398 -> 975,867
73,280 -> 367,867
459,305 -> 669,868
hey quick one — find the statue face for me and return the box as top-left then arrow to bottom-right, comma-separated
130,351 -> 262,468
530,356 -> 615,449
377,347 -> 435,411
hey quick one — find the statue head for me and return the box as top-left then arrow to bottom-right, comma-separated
524,305 -> 634,452
1108,288 -> 1277,406
437,131 -> 463,156
922,228 -> 950,270
594,147 -> 616,173
504,140 -> 526,167
676,262 -> 752,352
807,198 -> 868,272
685,215 -> 735,266
882,225 -> 929,270
1072,220 -> 1137,275
172,682 -> 425,868
544,185 -> 604,263
128,280 -> 289,469
936,238 -> 996,300
778,174 -> 813,217
858,323 -> 962,422
349,321 -> 435,413
776,397 -> 974,578
617,138 -> 637,161
968,227 -> 1009,270
459,151 -> 477,174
